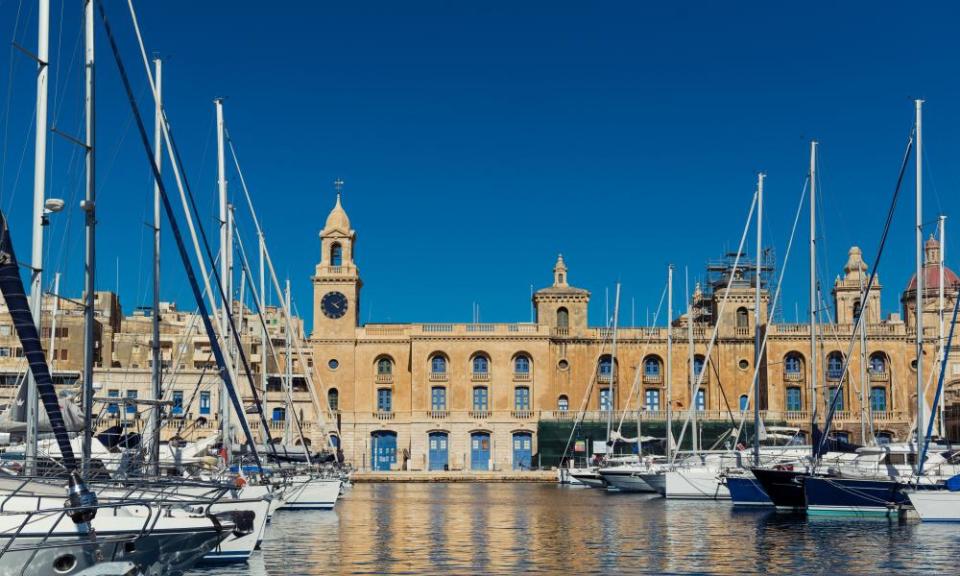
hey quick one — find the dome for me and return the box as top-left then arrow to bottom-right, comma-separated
905,235 -> 960,292
324,193 -> 351,232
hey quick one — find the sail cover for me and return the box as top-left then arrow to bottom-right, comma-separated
0,210 -> 78,470
0,376 -> 85,433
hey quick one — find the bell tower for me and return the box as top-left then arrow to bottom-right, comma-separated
312,181 -> 362,339
533,254 -> 590,335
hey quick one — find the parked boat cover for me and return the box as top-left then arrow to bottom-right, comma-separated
946,474 -> 960,492
0,210 -> 78,469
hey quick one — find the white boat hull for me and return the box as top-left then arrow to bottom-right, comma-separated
278,476 -> 341,510
908,490 -> 960,522
664,469 -> 729,500
600,471 -> 656,493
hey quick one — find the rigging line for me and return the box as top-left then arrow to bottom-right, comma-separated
97,0 -> 265,471
0,103 -> 34,215
920,141 -> 944,218
816,130 -> 915,459
0,0 -> 26,204
614,280 -> 667,434
559,331 -> 613,466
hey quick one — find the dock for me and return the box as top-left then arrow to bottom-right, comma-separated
351,470 -> 557,483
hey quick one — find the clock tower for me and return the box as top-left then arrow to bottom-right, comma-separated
312,187 -> 362,339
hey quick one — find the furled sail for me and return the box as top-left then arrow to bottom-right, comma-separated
0,374 -> 85,433
0,210 -> 78,470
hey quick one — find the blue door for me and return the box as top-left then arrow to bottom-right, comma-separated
471,432 -> 491,471
371,431 -> 397,471
428,432 -> 448,471
513,432 -> 532,470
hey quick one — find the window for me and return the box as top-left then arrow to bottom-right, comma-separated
829,386 -> 844,411
107,389 -> 119,415
599,356 -> 613,378
827,352 -> 844,380
786,387 -> 802,411
515,386 -> 530,411
473,386 -> 488,411
876,431 -> 893,445
272,407 -> 286,421
695,388 -> 705,411
328,388 -> 340,411
558,395 -> 569,411
869,354 -> 886,374
736,307 -> 749,328
693,355 -> 705,377
831,432 -> 850,443
599,388 -> 612,411
377,388 -> 392,412
739,395 -> 749,411
377,357 -> 393,375
0,325 -> 9,336
126,390 -> 138,415
557,307 -> 569,328
0,347 -> 9,358
199,391 -> 211,415
431,386 -> 447,411
870,387 -> 887,412
645,389 -> 660,411
738,359 -> 749,370
431,355 -> 447,374
56,349 -> 68,361
514,355 -> 531,374
330,242 -> 343,266
472,355 -> 489,374
172,391 -> 184,416
644,357 -> 661,377
328,359 -> 339,370
852,300 -> 862,322
784,353 -> 803,374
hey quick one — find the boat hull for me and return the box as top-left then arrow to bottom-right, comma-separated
750,468 -> 807,511
278,476 -> 341,510
599,471 -> 656,493
725,475 -> 772,507
637,473 -> 666,495
908,490 -> 960,522
664,469 -> 729,500
803,476 -> 906,517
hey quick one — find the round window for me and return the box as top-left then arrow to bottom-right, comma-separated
558,359 -> 569,370
328,359 -> 339,370
910,358 -> 918,371
738,359 -> 749,370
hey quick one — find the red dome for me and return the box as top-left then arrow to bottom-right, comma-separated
905,264 -> 960,292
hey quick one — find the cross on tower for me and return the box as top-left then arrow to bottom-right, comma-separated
334,178 -> 344,197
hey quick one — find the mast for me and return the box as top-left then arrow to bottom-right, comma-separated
148,55 -> 162,476
81,0 -> 96,476
938,215 -> 946,436
753,172 -> 764,465
25,0 -> 51,476
686,268 -> 697,453
605,283 -> 621,449
284,279 -> 293,446
215,98 -> 232,465
259,235 -> 267,419
858,271 -> 873,443
809,140 -> 818,456
915,99 -> 924,453
48,273 -> 60,371
666,265 -> 673,461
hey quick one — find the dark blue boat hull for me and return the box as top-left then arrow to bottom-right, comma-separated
726,476 -> 772,507
803,476 -> 906,517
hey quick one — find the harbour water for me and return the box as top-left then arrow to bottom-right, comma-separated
187,483 -> 959,575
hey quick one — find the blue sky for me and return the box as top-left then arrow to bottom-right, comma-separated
1,1 -> 958,332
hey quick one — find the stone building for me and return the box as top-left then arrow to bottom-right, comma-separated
309,196 -> 960,471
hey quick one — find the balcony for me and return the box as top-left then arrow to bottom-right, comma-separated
513,371 -> 532,382
373,411 -> 395,421
471,372 -> 490,382
429,372 -> 448,382
735,326 -> 751,337
376,373 -> 394,384
643,373 -> 663,385
597,373 -> 614,384
826,371 -> 843,382
511,409 -> 534,419
783,371 -> 804,382
469,409 -> 490,419
869,370 -> 889,382
428,410 -> 448,419
553,327 -> 570,337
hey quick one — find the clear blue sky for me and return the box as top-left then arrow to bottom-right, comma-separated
1,1 -> 958,333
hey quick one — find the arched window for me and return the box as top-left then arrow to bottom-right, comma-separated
870,386 -> 887,412
852,300 -> 862,322
739,395 -> 749,411
644,356 -> 661,378
472,355 -> 489,374
784,353 -> 803,375
736,307 -> 749,328
377,357 -> 393,375
272,407 -> 286,422
514,355 -> 531,374
599,355 -> 614,381
327,388 -> 339,411
330,242 -> 343,266
557,307 -> 569,329
431,355 -> 447,374
558,395 -> 569,412
827,352 -> 844,380
869,353 -> 887,375
693,355 -> 705,377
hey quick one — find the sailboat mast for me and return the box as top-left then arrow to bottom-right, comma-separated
25,0 -> 50,476
686,268 -> 697,453
216,98 -> 232,465
809,140 -> 818,455
915,99 -> 924,452
753,172 -> 764,465
148,56 -> 163,476
259,235 -> 267,415
605,283 -> 621,449
666,265 -> 673,461
284,279 -> 293,446
81,0 -> 96,476
938,215 -> 946,436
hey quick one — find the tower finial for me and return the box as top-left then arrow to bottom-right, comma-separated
334,178 -> 344,200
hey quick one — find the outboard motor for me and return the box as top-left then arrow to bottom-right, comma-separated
213,510 -> 256,538
67,471 -> 98,526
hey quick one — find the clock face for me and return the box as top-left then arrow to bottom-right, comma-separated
321,291 -> 349,319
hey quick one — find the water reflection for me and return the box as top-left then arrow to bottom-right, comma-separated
186,483 -> 960,575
